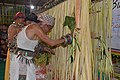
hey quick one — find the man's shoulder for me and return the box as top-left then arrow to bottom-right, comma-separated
10,23 -> 17,26
9,23 -> 18,28
28,23 -> 40,29
8,24 -> 16,30
31,23 -> 39,26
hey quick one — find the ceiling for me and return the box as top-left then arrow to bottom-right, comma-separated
0,0 -> 66,13
0,0 -> 50,6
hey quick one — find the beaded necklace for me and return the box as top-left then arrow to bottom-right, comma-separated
12,22 -> 24,29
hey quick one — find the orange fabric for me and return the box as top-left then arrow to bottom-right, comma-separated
4,48 -> 10,80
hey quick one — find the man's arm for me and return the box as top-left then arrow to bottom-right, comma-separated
8,25 -> 17,43
33,24 -> 65,47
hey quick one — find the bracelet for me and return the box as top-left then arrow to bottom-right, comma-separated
67,34 -> 72,43
38,46 -> 44,53
62,36 -> 68,45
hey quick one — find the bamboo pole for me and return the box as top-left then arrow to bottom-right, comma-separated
89,0 -> 113,80
75,0 -> 81,29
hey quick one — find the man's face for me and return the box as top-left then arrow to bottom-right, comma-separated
43,24 -> 53,33
18,18 -> 25,24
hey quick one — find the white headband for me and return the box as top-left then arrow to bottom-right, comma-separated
38,14 -> 55,26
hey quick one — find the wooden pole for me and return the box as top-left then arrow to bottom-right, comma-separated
75,0 -> 81,30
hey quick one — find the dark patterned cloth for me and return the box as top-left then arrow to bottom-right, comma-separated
34,43 -> 44,54
19,75 -> 26,80
9,35 -> 17,53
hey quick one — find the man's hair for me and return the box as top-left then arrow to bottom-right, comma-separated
25,13 -> 40,23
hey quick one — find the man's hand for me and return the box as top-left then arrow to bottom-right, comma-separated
43,47 -> 55,55
61,34 -> 73,47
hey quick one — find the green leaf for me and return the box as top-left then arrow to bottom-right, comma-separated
68,24 -> 75,32
63,16 -> 75,32
63,16 -> 75,26
75,37 -> 81,51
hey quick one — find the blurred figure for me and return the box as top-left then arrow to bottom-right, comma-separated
0,24 -> 8,58
8,12 -> 25,44
5,12 -> 25,80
